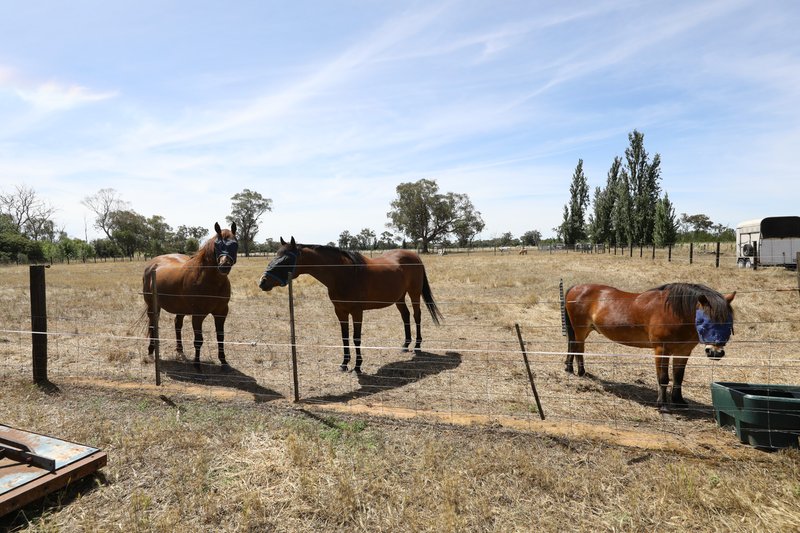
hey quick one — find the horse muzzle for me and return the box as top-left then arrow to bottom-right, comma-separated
705,345 -> 725,360
258,275 -> 276,291
217,256 -> 234,275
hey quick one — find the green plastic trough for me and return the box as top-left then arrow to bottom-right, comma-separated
711,382 -> 800,450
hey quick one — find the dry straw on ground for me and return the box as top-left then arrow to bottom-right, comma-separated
1,247 -> 799,531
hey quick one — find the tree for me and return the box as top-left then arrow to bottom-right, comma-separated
109,209 -> 148,258
338,230 -> 353,249
452,205 -> 485,248
560,160 -> 590,245
521,230 -> 541,247
378,231 -> 397,249
146,215 -> 174,257
0,185 -> 56,240
653,193 -> 678,246
588,157 -> 621,245
356,228 -> 376,250
387,179 -> 483,253
622,130 -> 661,245
82,188 -> 127,241
226,189 -> 272,257
612,170 -> 633,246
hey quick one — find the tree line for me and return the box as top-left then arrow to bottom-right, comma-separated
557,130 -> 733,247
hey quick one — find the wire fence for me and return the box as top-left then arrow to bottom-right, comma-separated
1,256 -> 799,450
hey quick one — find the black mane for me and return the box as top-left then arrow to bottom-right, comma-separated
654,283 -> 732,322
300,244 -> 366,265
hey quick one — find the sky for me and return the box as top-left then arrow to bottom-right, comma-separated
1,0 -> 798,244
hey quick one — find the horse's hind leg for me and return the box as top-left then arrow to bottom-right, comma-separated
191,314 -> 205,363
147,308 -> 157,357
335,308 -> 351,372
175,314 -> 185,357
396,301 -> 412,351
352,309 -> 363,374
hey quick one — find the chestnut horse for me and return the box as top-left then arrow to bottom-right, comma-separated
563,283 -> 735,410
258,237 -> 443,374
142,222 -> 238,365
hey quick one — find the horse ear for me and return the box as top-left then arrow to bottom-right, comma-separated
280,237 -> 286,245
290,236 -> 296,247
214,222 -> 222,236
230,222 -> 237,235
697,294 -> 709,307
725,291 -> 736,304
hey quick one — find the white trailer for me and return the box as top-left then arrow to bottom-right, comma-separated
736,216 -> 800,268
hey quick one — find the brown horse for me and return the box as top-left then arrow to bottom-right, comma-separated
563,283 -> 735,410
142,222 -> 238,365
258,237 -> 443,374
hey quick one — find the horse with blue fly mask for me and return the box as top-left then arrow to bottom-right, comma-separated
258,237 -> 443,374
142,222 -> 238,365
562,282 -> 735,410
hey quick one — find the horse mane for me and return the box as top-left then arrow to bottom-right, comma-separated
654,283 -> 732,322
300,244 -> 366,265
193,229 -> 234,264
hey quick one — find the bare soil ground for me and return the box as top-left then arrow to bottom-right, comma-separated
1,247 -> 799,531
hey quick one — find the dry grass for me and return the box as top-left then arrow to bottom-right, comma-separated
1,248 -> 800,531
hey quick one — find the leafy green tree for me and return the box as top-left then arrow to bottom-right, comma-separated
622,130 -> 661,245
387,179 -> 482,253
560,160 -> 590,245
452,206 -> 485,247
338,230 -> 352,249
378,231 -> 397,249
0,185 -> 56,240
226,189 -> 272,257
109,209 -> 149,258
589,157 -> 621,245
146,215 -> 174,257
521,230 -> 542,246
653,193 -> 678,246
356,228 -> 376,250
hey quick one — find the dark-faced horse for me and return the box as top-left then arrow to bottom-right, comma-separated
563,283 -> 735,410
258,237 -> 443,374
142,222 -> 238,365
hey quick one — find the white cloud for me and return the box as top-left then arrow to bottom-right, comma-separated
16,81 -> 117,112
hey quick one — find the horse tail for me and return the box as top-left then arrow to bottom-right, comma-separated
422,269 -> 443,325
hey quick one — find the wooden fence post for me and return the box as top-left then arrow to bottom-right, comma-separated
514,324 -> 545,420
796,252 -> 799,298
668,244 -> 672,262
689,242 -> 694,264
29,265 -> 48,385
150,270 -> 161,386
288,273 -> 300,402
715,241 -> 721,268
652,244 -> 655,260
753,242 -> 758,270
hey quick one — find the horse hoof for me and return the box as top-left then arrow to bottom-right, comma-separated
564,365 -> 574,374
353,367 -> 363,375
339,364 -> 348,372
577,368 -> 586,377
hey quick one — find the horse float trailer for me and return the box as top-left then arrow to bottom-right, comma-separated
735,216 -> 800,268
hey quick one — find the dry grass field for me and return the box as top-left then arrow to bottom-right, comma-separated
1,246 -> 799,531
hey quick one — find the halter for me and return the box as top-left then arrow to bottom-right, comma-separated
262,250 -> 298,286
695,308 -> 732,345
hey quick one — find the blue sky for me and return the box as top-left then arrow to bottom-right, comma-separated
1,0 -> 798,243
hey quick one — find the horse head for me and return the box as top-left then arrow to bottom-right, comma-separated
259,236 -> 298,291
696,291 -> 736,360
214,222 -> 238,274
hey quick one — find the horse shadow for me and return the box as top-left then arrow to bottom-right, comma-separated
584,373 -> 715,420
160,360 -> 283,403
304,350 -> 462,404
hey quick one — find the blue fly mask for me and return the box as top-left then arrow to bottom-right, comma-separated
696,308 -> 733,359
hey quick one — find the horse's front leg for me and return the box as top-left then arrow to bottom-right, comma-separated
654,347 -> 671,411
175,314 -> 185,357
335,309 -> 351,372
396,301 -> 412,351
214,312 -> 228,366
191,314 -> 206,363
670,355 -> 690,407
352,309 -> 364,374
